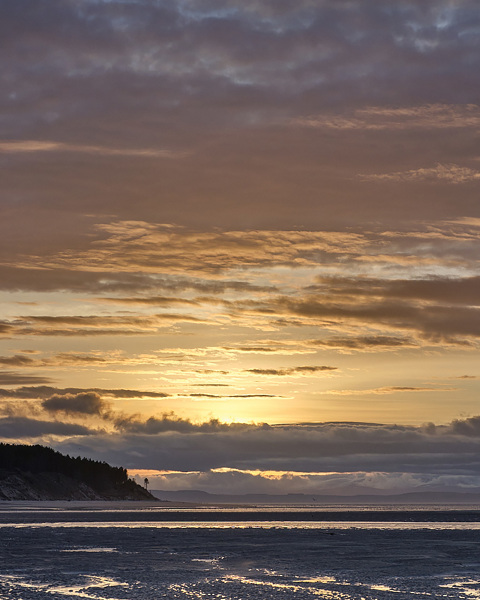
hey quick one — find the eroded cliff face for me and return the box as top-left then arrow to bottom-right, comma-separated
0,470 -> 99,500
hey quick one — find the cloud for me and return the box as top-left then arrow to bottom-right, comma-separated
114,412 -> 266,435
0,355 -> 37,367
5,222 -> 480,296
0,352 -> 114,368
2,225 -> 480,363
296,105 -> 480,131
0,140 -> 187,158
268,294 -> 480,343
0,386 -> 170,400
4,393 -> 480,490
245,366 -> 337,376
42,392 -> 109,416
360,163 -> 480,184
309,335 -> 418,351
21,222 -> 370,275
0,372 -> 53,386
220,341 -> 316,355
192,369 -> 229,375
0,312 -> 207,337
138,468 -> 480,497
1,0 -> 480,254
238,274 -> 480,344
313,275 -> 480,307
44,417 -> 480,476
97,296 -> 201,307
186,393 -> 279,399
0,266 -> 276,295
447,415 -> 480,437
0,417 -> 96,439
1,0 -> 480,480
324,386 -> 453,396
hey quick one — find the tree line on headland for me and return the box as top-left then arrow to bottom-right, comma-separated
0,443 -> 155,500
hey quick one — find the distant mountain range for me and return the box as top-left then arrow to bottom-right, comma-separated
0,443 -> 155,501
152,489 -> 480,505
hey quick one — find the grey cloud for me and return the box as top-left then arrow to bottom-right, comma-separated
98,296 -> 201,307
11,223 -> 480,288
99,294 -> 261,307
0,322 -> 15,336
0,355 -> 36,367
46,417 -> 480,474
4,0 -> 479,115
42,392 -> 109,416
313,275 -> 480,306
324,386 -> 454,397
223,346 -> 283,353
267,274 -> 480,341
245,366 -> 337,376
114,412 -> 267,435
360,163 -> 480,184
5,406 -> 480,477
0,386 -> 170,400
0,266 -> 273,295
0,312 -> 205,338
0,417 -> 96,439
0,353 -> 111,368
0,141 -> 186,159
310,336 -> 417,350
47,353 -> 109,365
0,372 -> 53,386
447,416 -> 480,437
274,296 -> 480,342
193,369 -> 229,375
1,0 -> 479,251
22,314 -> 200,325
0,267 -> 162,294
187,393 -> 278,399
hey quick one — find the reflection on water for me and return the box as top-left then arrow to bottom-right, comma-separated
440,579 -> 480,599
61,547 -> 119,553
3,519 -> 480,529
223,574 -> 351,599
1,504 -> 480,599
0,575 -> 129,600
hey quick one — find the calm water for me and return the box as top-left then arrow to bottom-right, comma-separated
1,502 -> 480,599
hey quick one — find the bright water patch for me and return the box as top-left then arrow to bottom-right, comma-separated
0,574 -> 129,600
3,519 -> 480,530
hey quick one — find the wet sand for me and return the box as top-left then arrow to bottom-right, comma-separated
1,503 -> 480,599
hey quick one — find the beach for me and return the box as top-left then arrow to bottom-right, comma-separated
1,503 -> 480,599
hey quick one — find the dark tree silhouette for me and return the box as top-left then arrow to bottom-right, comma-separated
0,443 -> 154,499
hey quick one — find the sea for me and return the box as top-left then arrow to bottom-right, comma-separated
1,502 -> 480,599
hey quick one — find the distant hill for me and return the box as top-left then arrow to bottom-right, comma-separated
0,443 -> 155,501
152,489 -> 480,505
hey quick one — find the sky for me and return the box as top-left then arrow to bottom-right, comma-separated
1,0 -> 480,497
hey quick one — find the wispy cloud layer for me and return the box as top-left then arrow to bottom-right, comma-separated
0,141 -> 187,158
296,105 -> 480,131
361,163 -> 480,184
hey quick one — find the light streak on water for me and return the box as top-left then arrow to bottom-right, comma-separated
2,520 -> 480,530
